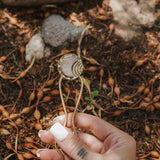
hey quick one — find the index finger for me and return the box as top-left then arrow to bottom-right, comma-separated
54,112 -> 123,141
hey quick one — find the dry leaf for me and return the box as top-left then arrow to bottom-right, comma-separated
0,128 -> 10,135
120,98 -> 134,104
82,56 -> 100,65
81,77 -> 91,94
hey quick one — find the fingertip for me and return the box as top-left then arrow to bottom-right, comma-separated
36,149 -> 48,158
38,130 -> 49,138
53,113 -> 75,128
38,130 -> 55,145
53,115 -> 65,123
37,149 -> 61,160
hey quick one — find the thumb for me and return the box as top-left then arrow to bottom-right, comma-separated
50,122 -> 100,160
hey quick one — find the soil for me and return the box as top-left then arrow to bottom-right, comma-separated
0,0 -> 160,160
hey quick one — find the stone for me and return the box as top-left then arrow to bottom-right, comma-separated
41,14 -> 86,48
25,33 -> 45,62
109,0 -> 156,41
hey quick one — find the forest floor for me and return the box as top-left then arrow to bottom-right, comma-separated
0,0 -> 160,159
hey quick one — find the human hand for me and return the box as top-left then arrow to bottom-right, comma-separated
37,113 -> 136,160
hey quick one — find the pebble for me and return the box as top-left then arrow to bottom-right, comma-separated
41,14 -> 86,48
25,33 -> 45,62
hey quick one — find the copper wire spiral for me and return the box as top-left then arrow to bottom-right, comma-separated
58,53 -> 84,80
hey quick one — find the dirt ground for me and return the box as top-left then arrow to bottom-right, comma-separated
0,0 -> 160,159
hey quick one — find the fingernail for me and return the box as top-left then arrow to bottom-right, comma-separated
38,130 -> 49,138
50,122 -> 68,141
36,149 -> 48,157
53,115 -> 65,123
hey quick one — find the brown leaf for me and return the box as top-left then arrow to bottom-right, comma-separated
0,128 -> 10,135
82,56 -> 100,65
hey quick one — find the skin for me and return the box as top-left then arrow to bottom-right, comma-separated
38,113 -> 136,160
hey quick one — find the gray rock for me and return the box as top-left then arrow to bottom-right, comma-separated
41,14 -> 86,48
2,0 -> 76,6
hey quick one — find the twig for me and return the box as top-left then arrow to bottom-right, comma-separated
48,49 -> 74,62
12,56 -> 35,82
77,26 -> 89,57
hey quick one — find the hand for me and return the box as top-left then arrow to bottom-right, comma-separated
37,113 -> 136,160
